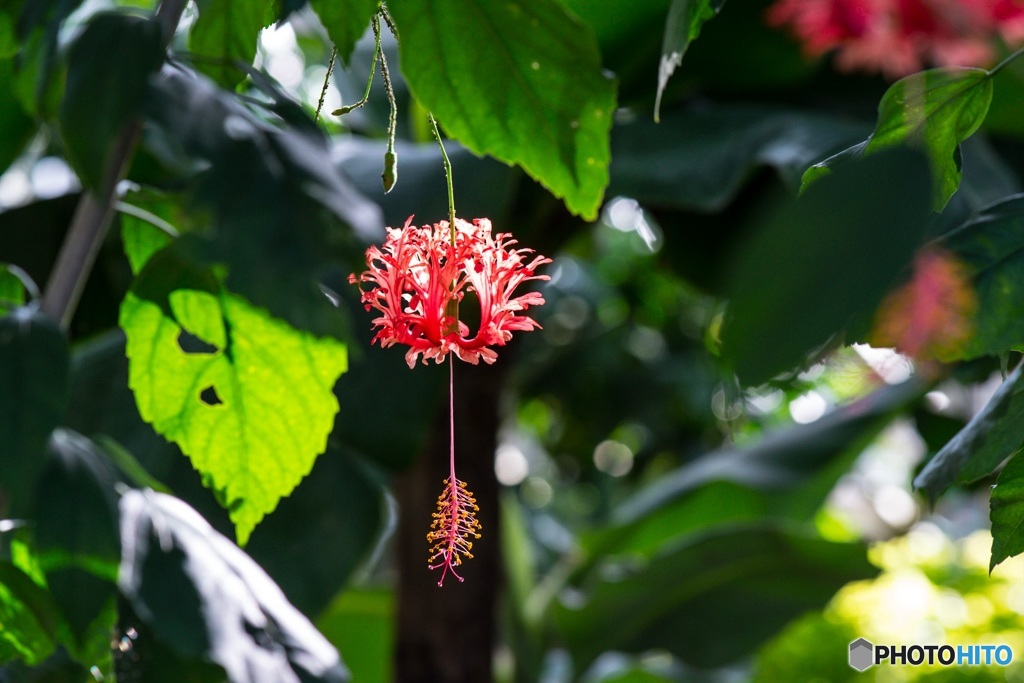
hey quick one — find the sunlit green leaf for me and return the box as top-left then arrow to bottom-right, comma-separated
654,0 -> 725,121
801,67 -> 993,210
310,0 -> 378,66
119,249 -> 348,544
118,489 -> 349,681
120,202 -> 176,275
989,452 -> 1024,570
936,195 -> 1024,360
59,12 -> 164,190
0,265 -> 29,316
388,0 -> 616,220
0,562 -> 59,666
0,306 -> 68,513
189,0 -> 265,90
914,362 -> 1024,501
722,149 -> 931,385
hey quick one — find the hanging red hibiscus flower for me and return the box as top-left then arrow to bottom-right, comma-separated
350,215 -> 550,586
349,216 -> 552,368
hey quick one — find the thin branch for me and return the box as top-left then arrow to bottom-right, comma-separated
315,45 -> 337,123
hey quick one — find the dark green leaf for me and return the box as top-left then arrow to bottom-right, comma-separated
315,588 -> 393,683
245,446 -> 388,615
143,64 -> 382,337
189,0 -> 266,90
34,430 -> 121,642
654,0 -> 725,121
590,378 -> 924,562
0,562 -> 59,666
0,306 -> 68,513
15,0 -> 86,115
310,0 -> 378,66
0,10 -> 16,58
914,362 -> 1024,501
0,57 -> 33,175
610,103 -> 869,212
721,149 -> 931,385
802,67 -> 993,210
936,195 -> 1024,360
991,453 -> 1024,570
59,12 -> 164,190
388,0 -> 616,220
118,488 -> 350,681
120,248 -> 349,545
556,524 -> 876,669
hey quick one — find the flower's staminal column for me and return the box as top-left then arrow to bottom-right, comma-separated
425,359 -> 482,586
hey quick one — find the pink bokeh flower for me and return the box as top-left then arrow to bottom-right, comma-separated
349,216 -> 551,368
767,0 -> 1024,77
872,247 -> 977,359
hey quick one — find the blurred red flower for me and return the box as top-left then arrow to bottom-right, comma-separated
349,216 -> 551,368
767,0 -> 1024,77
872,248 -> 977,360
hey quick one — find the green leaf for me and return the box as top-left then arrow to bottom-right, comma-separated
802,67 -> 993,210
0,10 -> 16,58
310,0 -> 378,66
65,329 -> 388,615
118,489 -> 350,681
34,430 -> 121,642
120,202 -> 177,275
990,452 -> 1024,570
59,12 -> 164,190
936,195 -> 1024,360
721,149 -> 932,385
0,264 -> 31,316
189,0 -> 266,90
914,362 -> 1024,501
119,250 -> 348,544
654,0 -> 725,122
316,588 -> 393,683
388,0 -> 616,220
556,524 -> 876,669
0,562 -> 59,666
0,306 -> 69,513
0,57 -> 33,175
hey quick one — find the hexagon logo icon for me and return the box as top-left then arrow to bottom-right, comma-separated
849,638 -> 874,671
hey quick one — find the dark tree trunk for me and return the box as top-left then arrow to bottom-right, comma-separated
394,359 -> 503,683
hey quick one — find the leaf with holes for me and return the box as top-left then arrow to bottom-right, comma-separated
119,248 -> 348,545
387,0 -> 616,220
